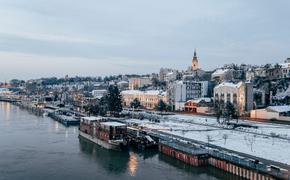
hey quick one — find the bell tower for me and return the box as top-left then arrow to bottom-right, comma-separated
192,48 -> 198,71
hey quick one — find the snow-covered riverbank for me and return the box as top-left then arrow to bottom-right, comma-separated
129,114 -> 290,165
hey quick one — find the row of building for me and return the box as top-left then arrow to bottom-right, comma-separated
7,49 -> 290,121
119,50 -> 256,116
120,51 -> 290,122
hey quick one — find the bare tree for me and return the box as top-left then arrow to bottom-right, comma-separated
181,130 -> 186,137
270,132 -> 278,145
206,135 -> 213,152
222,134 -> 229,145
244,135 -> 256,152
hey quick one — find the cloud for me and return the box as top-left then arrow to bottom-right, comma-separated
0,0 -> 290,80
0,51 -> 163,81
0,31 -> 94,44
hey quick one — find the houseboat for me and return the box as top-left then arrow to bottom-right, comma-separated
79,116 -> 127,151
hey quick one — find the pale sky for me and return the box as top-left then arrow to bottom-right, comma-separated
0,0 -> 290,81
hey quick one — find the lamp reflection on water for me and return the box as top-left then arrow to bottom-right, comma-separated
5,102 -> 11,120
128,152 -> 138,177
54,121 -> 59,131
65,130 -> 68,138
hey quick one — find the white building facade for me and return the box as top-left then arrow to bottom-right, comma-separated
214,81 -> 253,114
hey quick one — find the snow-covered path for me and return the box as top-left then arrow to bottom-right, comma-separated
135,114 -> 290,165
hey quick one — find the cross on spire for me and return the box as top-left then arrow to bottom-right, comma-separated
193,48 -> 197,58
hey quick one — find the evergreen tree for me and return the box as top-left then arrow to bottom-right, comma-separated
214,101 -> 223,124
106,85 -> 123,116
98,97 -> 108,116
86,104 -> 100,116
130,98 -> 141,109
156,99 -> 167,112
224,102 -> 238,123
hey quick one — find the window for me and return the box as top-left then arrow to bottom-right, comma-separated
215,93 -> 219,100
233,93 -> 237,104
227,93 -> 231,102
220,93 -> 225,102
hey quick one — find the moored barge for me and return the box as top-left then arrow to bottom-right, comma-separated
79,116 -> 127,151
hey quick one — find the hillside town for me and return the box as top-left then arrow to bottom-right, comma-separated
1,51 -> 290,179
3,0 -> 290,179
2,50 -> 290,122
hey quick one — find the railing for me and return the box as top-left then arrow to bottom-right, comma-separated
150,130 -> 289,179
160,140 -> 207,156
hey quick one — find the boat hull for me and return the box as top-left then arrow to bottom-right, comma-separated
79,131 -> 124,151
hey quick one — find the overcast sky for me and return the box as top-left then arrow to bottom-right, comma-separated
0,0 -> 290,81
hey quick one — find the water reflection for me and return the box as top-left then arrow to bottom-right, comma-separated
128,152 -> 138,176
54,121 -> 59,131
0,102 -> 236,180
65,130 -> 68,138
78,136 -> 130,174
132,149 -> 158,160
0,102 -> 11,120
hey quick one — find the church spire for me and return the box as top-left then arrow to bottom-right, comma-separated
191,48 -> 198,71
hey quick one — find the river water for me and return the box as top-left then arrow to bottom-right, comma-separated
0,102 -> 241,180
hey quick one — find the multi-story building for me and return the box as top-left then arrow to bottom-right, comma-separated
280,58 -> 290,78
159,68 -> 173,81
168,77 -> 209,110
214,81 -> 253,114
0,88 -> 12,95
159,68 -> 180,82
184,80 -> 208,100
116,81 -> 129,90
246,69 -> 256,82
128,77 -> 152,90
267,66 -> 283,80
91,89 -> 107,99
255,64 -> 283,80
121,90 -> 167,109
164,70 -> 180,82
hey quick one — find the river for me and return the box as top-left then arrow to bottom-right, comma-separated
0,102 -> 241,180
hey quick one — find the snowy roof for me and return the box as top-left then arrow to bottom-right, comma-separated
160,91 -> 167,96
117,81 -> 128,84
279,63 -> 290,69
176,80 -> 183,85
95,95 -> 104,99
121,90 -> 166,96
267,106 -> 290,113
121,90 -> 143,95
125,118 -> 150,125
273,86 -> 290,100
145,90 -> 162,95
212,69 -> 229,77
101,121 -> 126,127
92,89 -> 107,92
187,97 -> 211,104
82,116 -> 101,121
215,82 -> 243,89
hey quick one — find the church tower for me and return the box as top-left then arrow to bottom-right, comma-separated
192,48 -> 198,71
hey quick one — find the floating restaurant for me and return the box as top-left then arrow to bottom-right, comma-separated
79,116 -> 127,151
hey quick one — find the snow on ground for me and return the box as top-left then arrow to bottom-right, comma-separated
165,114 -> 290,139
137,115 -> 290,165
